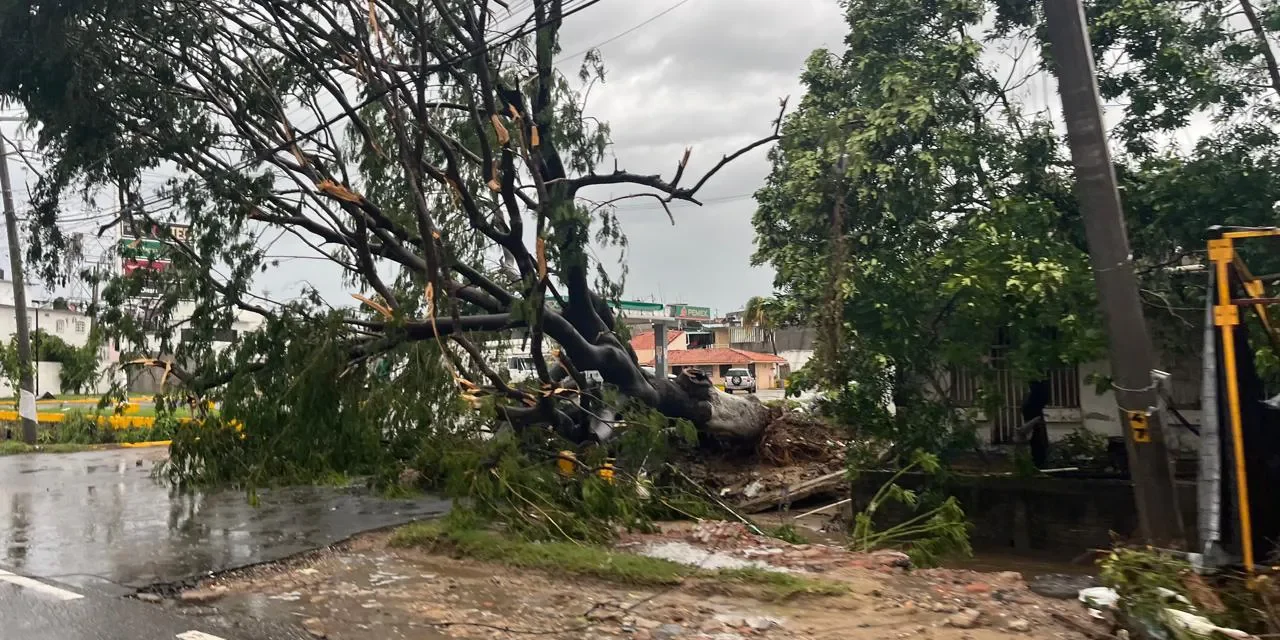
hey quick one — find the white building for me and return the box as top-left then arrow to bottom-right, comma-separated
0,278 -> 113,396
0,278 -> 265,396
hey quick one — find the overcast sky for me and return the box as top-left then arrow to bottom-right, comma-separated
553,0 -> 849,314
252,0 -> 852,315
1,0 -> 849,314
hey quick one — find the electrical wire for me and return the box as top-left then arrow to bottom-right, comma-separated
245,0 -> 608,165
555,0 -> 694,64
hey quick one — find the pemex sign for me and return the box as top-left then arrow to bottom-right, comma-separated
667,304 -> 711,320
119,222 -> 190,276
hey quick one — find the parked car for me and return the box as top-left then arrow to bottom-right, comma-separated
723,368 -> 756,394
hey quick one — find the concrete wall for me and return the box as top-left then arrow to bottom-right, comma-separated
0,359 -> 115,397
853,471 -> 1200,558
0,304 -> 95,348
1076,359 -> 1202,452
633,331 -> 687,365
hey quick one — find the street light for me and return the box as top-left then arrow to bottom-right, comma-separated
31,297 -> 47,396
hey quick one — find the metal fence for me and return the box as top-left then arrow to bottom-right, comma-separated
949,355 -> 1081,444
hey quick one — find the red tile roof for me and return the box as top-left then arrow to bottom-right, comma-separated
642,347 -> 785,366
630,330 -> 684,350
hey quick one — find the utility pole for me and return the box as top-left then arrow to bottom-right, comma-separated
0,128 -> 39,444
1044,0 -> 1185,542
653,320 -> 668,378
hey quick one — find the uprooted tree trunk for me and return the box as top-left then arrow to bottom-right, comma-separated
9,1 -> 789,447
653,369 -> 773,439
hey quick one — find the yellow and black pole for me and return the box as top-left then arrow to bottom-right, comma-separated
1207,228 -> 1280,573
1209,236 -> 1254,572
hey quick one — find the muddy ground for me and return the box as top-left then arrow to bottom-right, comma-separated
146,520 -> 1107,640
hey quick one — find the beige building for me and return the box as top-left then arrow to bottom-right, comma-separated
630,328 -> 788,389
630,329 -> 688,365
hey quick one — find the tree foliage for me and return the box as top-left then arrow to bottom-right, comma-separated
754,0 -> 1280,453
0,330 -> 102,395
755,0 -> 1102,453
0,0 -> 784,486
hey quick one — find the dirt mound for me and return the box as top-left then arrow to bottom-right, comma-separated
756,413 -> 845,467
681,411 -> 848,513
620,520 -> 910,573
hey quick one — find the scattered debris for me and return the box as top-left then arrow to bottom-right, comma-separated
638,541 -> 787,572
1180,572 -> 1227,614
654,622 -> 685,639
620,521 -> 910,573
177,526 -> 1099,640
1006,618 -> 1032,632
735,470 -> 847,514
756,413 -> 845,467
946,608 -> 983,628
178,586 -> 226,604
1029,573 -> 1098,599
1160,608 -> 1253,639
300,617 -> 327,638
1077,586 -> 1119,609
1054,616 -> 1110,640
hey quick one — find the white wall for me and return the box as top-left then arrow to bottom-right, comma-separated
777,349 -> 813,374
0,304 -> 95,348
1076,359 -> 1201,451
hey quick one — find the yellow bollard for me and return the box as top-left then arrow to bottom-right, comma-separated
556,450 -> 576,477
597,459 -> 616,484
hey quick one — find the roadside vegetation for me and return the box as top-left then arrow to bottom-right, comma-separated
0,441 -> 94,456
5,0 -> 1278,599
390,516 -> 847,600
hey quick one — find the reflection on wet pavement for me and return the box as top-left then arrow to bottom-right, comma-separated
0,448 -> 449,595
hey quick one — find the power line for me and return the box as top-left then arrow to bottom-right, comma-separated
608,191 -> 755,210
250,0 -> 608,164
556,0 -> 694,64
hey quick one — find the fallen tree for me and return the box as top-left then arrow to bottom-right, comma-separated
0,0 -> 783,444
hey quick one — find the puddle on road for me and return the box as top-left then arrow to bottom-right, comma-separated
208,543 -> 512,640
0,448 -> 449,595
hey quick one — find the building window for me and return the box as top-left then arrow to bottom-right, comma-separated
949,354 -> 1082,444
75,320 -> 87,334
55,319 -> 67,333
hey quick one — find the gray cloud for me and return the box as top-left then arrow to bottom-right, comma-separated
557,0 -> 848,313
5,1 -> 849,316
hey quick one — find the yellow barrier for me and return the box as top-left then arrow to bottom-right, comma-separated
0,410 -> 194,429
118,440 -> 172,448
32,395 -> 152,406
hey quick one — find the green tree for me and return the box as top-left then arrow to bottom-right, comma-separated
742,295 -> 789,355
754,0 -> 1103,454
0,0 -> 783,485
0,330 -> 101,395
756,0 -> 1280,456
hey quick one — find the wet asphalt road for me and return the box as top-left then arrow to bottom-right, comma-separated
0,576 -> 308,640
0,447 -> 449,638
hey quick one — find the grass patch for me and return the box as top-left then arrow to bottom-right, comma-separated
0,441 -> 95,455
767,523 -> 808,545
0,440 -> 31,455
716,566 -> 848,598
389,521 -> 847,599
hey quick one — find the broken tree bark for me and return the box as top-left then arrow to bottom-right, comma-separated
736,469 -> 848,513
656,368 -> 772,440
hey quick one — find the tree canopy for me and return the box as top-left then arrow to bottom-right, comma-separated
0,0 -> 783,483
753,0 -> 1280,452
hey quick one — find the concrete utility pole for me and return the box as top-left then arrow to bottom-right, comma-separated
0,130 -> 39,444
1043,0 -> 1185,542
653,320 -> 669,378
